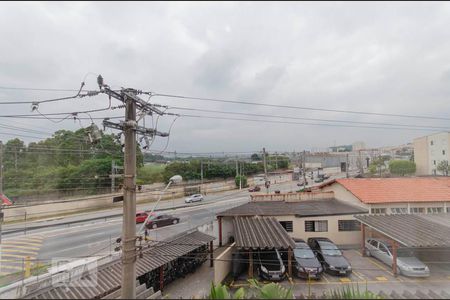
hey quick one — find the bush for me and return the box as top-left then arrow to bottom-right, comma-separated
389,160 -> 416,176
235,175 -> 247,188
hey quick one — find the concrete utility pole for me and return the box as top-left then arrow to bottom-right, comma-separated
0,141 -> 3,244
263,148 -> 268,193
346,153 -> 349,178
200,161 -> 204,193
99,76 -> 170,299
122,95 -> 137,299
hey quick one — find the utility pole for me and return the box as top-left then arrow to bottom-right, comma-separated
110,160 -> 124,193
263,148 -> 268,193
303,150 -> 307,189
346,153 -> 349,178
99,76 -> 170,299
235,156 -> 239,177
0,141 -> 3,244
122,94 -> 137,299
200,161 -> 204,193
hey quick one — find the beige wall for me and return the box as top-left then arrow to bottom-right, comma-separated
214,243 -> 235,284
276,215 -> 361,246
321,183 -> 368,209
414,135 -> 429,175
221,218 -> 235,246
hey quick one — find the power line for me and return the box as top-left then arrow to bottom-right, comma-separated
178,114 -> 440,132
169,106 -> 450,131
153,92 -> 450,121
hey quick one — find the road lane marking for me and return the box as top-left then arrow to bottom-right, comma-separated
321,274 -> 330,283
339,278 -> 351,283
352,271 -> 366,281
0,245 -> 41,251
0,254 -> 35,259
0,249 -> 38,255
0,241 -> 42,247
368,258 -> 394,276
0,265 -> 23,271
376,276 -> 388,281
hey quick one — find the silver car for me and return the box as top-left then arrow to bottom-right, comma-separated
365,238 -> 430,277
185,194 -> 204,203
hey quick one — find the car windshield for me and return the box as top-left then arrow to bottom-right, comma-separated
388,247 -> 416,257
320,242 -> 342,256
294,247 -> 315,259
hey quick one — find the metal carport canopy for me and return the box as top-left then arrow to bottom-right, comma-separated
233,216 -> 295,249
354,213 -> 450,248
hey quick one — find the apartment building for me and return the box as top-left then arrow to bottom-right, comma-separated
414,132 -> 450,175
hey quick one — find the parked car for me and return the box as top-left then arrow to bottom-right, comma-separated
256,249 -> 286,281
145,214 -> 180,229
135,211 -> 155,223
248,186 -> 261,192
274,190 -> 281,194
314,177 -> 324,183
185,194 -> 204,203
365,238 -> 430,277
307,237 -> 352,276
293,239 -> 323,279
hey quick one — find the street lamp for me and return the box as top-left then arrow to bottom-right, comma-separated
138,175 -> 182,234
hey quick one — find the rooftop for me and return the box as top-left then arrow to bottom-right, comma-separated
217,198 -> 367,217
320,177 -> 450,204
233,216 -> 296,249
355,213 -> 450,247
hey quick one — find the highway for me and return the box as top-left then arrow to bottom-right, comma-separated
0,173 -> 347,276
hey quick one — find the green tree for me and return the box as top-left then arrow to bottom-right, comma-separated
437,160 -> 449,176
251,153 -> 260,161
389,160 -> 416,176
235,175 -> 247,188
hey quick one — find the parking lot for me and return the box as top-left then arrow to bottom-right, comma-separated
230,249 -> 450,296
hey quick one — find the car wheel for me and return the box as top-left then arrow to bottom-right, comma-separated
173,219 -> 178,224
152,223 -> 158,229
365,249 -> 371,257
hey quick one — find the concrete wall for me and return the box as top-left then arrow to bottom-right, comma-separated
214,243 -> 235,284
414,135 -> 429,175
321,183 -> 368,209
275,214 -> 361,246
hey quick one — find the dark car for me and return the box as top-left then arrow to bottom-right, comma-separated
256,249 -> 286,281
248,186 -> 261,192
145,214 -> 180,229
307,238 -> 352,276
293,240 -> 323,279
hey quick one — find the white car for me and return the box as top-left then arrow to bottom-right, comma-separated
185,194 -> 204,203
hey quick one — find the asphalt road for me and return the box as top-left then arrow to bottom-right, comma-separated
0,172 -> 348,276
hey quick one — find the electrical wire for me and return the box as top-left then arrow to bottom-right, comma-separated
178,114 -> 440,132
147,116 -> 179,155
168,106 -> 450,131
153,92 -> 450,121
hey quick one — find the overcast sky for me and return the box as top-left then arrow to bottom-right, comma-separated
1,2 -> 450,154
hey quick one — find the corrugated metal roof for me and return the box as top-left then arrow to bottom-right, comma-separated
296,289 -> 450,299
25,230 -> 214,299
355,213 -> 450,247
233,216 -> 296,249
217,198 -> 367,217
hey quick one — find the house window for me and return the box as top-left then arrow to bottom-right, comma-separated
338,220 -> 361,231
443,150 -> 446,155
434,160 -> 436,165
305,220 -> 328,232
447,207 -> 450,213
410,207 -> 425,214
390,207 -> 408,214
279,221 -> 293,232
427,207 -> 443,214
371,208 -> 386,214
431,140 -> 434,146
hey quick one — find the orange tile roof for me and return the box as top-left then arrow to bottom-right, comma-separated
335,177 -> 450,204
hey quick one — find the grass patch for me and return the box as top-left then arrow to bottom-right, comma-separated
137,164 -> 166,185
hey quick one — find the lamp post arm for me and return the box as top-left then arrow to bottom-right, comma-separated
138,180 -> 173,234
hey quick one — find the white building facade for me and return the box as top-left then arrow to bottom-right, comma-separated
414,132 -> 450,175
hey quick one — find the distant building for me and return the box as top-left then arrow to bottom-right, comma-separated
329,144 -> 353,152
414,132 -> 450,175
